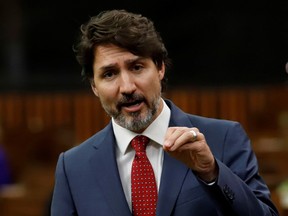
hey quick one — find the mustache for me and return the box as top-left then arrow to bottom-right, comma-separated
116,93 -> 145,109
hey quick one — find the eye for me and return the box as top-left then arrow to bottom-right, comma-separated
103,70 -> 116,79
131,63 -> 144,72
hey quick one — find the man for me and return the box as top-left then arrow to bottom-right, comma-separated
51,9 -> 279,215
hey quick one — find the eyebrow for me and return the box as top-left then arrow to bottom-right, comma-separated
98,56 -> 145,72
125,56 -> 145,64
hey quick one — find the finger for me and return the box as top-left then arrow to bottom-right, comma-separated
168,129 -> 198,151
164,127 -> 200,151
163,127 -> 185,150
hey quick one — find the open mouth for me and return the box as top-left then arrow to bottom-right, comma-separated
120,99 -> 144,112
123,100 -> 142,107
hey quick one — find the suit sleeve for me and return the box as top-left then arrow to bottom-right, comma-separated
51,152 -> 78,216
204,122 -> 279,216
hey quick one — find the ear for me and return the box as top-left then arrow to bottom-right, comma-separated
159,63 -> 165,80
91,81 -> 99,97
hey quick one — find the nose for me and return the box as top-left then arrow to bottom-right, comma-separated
119,71 -> 136,94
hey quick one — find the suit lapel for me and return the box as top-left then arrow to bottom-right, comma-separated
88,124 -> 132,216
156,100 -> 195,216
157,152 -> 190,216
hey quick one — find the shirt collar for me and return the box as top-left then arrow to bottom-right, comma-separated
112,98 -> 171,155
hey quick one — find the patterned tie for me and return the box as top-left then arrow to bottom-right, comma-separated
131,135 -> 157,216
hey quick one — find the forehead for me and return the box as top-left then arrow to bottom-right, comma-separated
94,44 -> 137,66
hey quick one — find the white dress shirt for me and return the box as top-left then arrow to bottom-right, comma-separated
112,98 -> 171,211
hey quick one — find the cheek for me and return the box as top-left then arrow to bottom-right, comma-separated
96,84 -> 118,102
139,81 -> 161,100
147,76 -> 162,91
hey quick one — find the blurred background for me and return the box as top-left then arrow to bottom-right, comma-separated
0,1 -> 288,215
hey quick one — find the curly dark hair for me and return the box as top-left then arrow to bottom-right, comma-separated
73,9 -> 170,91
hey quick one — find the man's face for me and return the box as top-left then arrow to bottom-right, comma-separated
91,44 -> 165,133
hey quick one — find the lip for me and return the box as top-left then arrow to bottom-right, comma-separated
122,101 -> 144,113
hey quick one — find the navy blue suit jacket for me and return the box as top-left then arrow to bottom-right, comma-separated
51,100 -> 279,215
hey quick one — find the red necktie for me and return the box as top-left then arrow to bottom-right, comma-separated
131,135 -> 157,216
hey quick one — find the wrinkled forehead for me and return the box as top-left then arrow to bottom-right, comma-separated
93,44 -> 141,70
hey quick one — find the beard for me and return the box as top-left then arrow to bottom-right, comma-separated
100,93 -> 161,132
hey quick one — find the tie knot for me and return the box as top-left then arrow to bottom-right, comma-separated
131,135 -> 150,152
